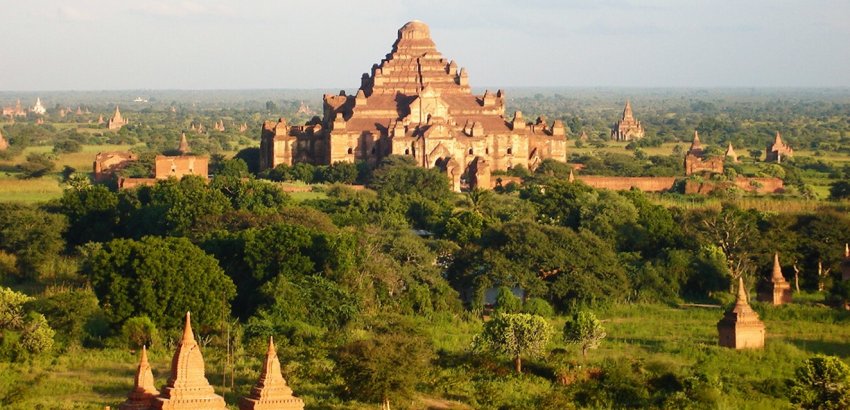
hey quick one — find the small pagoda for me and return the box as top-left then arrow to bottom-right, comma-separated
239,337 -> 305,410
841,244 -> 850,281
718,276 -> 765,349
119,346 -> 159,410
757,252 -> 792,305
152,312 -> 227,410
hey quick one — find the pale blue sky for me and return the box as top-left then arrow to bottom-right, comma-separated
1,0 -> 848,90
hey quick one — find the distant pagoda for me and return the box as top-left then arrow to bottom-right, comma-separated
108,106 -> 128,130
717,276 -> 765,349
725,142 -> 739,163
757,252 -> 792,305
610,100 -> 645,141
239,337 -> 305,410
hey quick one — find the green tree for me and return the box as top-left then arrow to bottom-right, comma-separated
121,316 -> 159,349
336,318 -> 435,409
0,204 -> 67,279
0,286 -> 32,329
829,180 -> 850,200
83,236 -> 235,330
523,297 -> 554,317
563,310 -> 607,359
789,355 -> 850,410
474,313 -> 553,374
19,312 -> 55,354
494,286 -> 522,313
53,184 -> 120,247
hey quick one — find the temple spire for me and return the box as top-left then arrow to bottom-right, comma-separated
772,252 -> 784,281
735,276 -> 748,304
623,100 -> 634,120
845,243 -> 849,259
153,311 -> 227,409
119,345 -> 159,410
774,131 -> 783,145
177,132 -> 190,154
690,130 -> 702,149
239,336 -> 304,410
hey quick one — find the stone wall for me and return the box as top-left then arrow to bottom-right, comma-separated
577,176 -> 678,192
684,177 -> 784,194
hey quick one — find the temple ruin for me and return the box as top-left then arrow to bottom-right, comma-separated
684,130 -> 724,175
765,131 -> 793,163
717,276 -> 766,349
757,253 -> 792,305
259,20 -> 567,191
93,151 -> 139,182
610,100 -> 645,141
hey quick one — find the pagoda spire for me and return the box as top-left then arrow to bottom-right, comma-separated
622,100 -> 634,121
239,336 -> 305,410
114,105 -> 123,122
771,252 -> 785,282
758,252 -> 792,305
152,312 -> 226,410
177,132 -> 190,154
568,168 -> 575,183
119,345 -> 159,410
690,130 -> 702,149
735,276 -> 748,305
845,243 -> 849,259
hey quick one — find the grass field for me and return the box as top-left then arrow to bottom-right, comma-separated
1,295 -> 846,409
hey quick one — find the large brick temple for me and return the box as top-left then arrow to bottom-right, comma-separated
259,20 -> 568,191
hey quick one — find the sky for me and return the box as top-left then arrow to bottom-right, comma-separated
1,0 -> 849,90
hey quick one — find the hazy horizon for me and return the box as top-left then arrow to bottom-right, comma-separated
2,1 -> 849,91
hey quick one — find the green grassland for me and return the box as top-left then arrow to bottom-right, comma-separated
1,295 -> 845,409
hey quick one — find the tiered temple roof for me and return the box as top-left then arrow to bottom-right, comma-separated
757,253 -> 792,305
717,276 -> 765,349
240,337 -> 305,410
119,346 -> 159,410
152,312 -> 227,409
108,106 -> 128,130
610,100 -> 645,141
259,20 -> 567,190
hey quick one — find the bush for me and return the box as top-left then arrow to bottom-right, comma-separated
53,139 -> 82,154
121,316 -> 158,349
789,355 -> 850,410
494,286 -> 522,313
523,297 -> 554,317
17,153 -> 55,178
